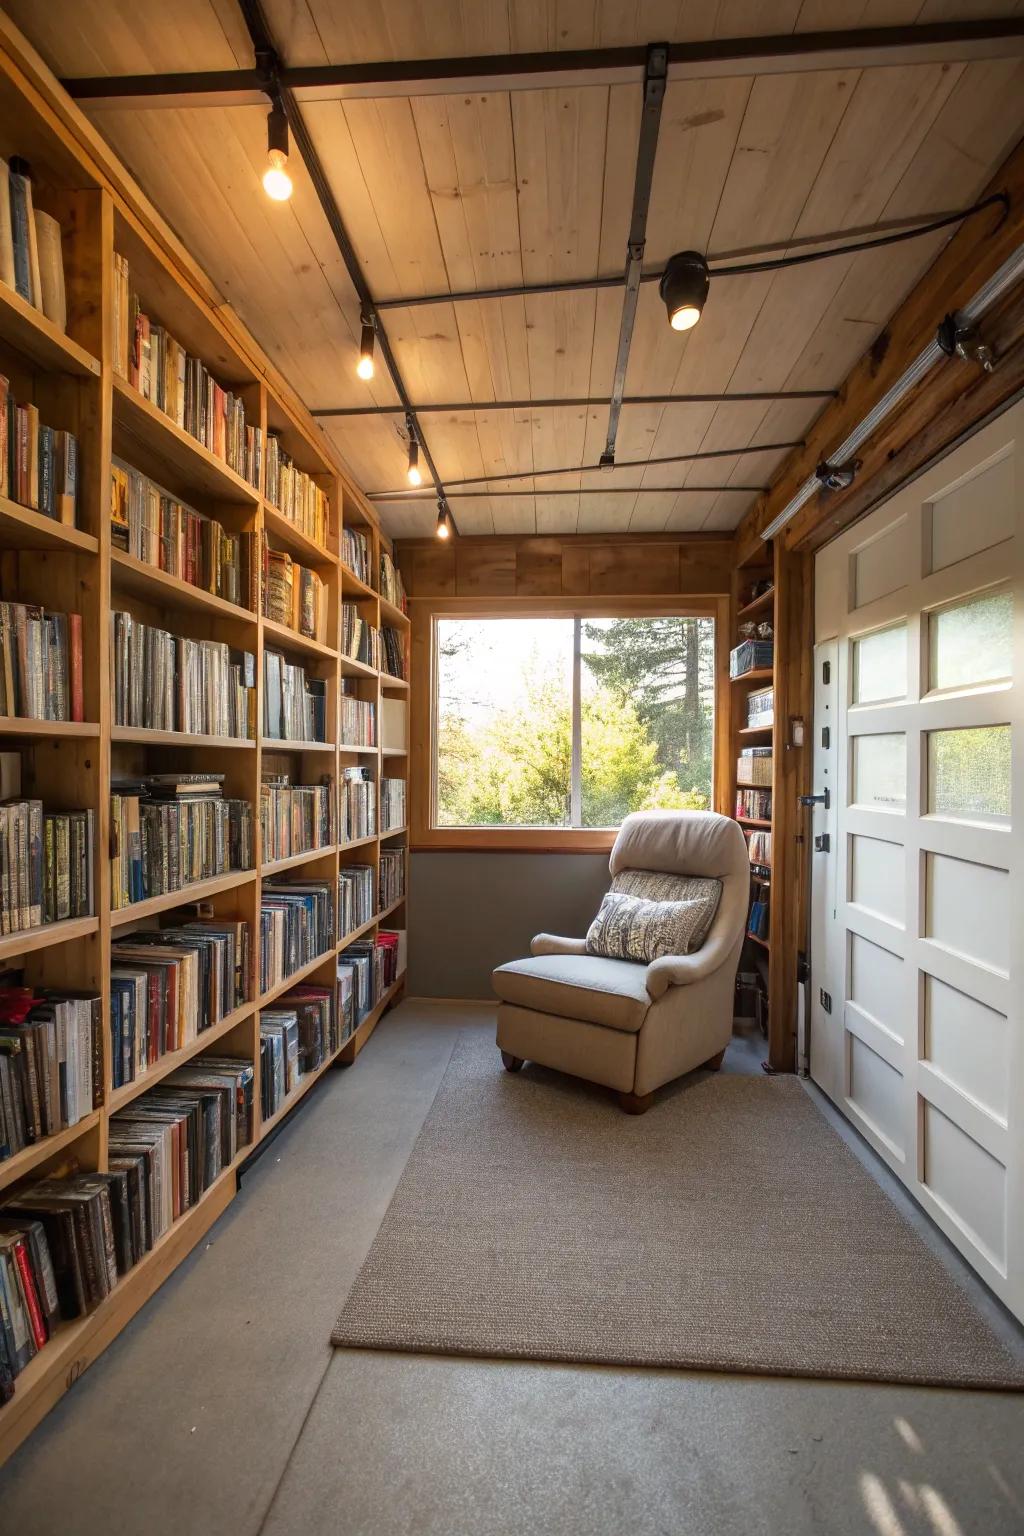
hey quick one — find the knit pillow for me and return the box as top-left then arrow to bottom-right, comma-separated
585,870 -> 722,964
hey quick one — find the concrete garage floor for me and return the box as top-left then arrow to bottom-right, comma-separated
0,1002 -> 1022,1536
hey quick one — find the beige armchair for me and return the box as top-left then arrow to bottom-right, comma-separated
492,810 -> 750,1113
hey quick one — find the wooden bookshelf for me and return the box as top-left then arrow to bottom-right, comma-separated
0,38 -> 410,1467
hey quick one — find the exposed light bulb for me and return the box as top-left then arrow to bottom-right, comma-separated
660,251 -> 710,333
407,437 -> 421,486
263,148 -> 293,201
357,321 -> 375,381
436,502 -> 452,540
670,304 -> 701,332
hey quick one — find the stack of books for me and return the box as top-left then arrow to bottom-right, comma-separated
110,460 -> 252,608
110,920 -> 249,1090
378,846 -> 405,910
747,829 -> 772,873
0,601 -> 83,721
341,526 -> 371,585
262,541 -> 328,643
340,765 -> 376,841
379,550 -> 406,612
735,787 -> 771,822
380,777 -> 406,832
338,942 -> 374,1025
746,685 -> 774,730
376,929 -> 404,991
0,785 -> 94,932
111,612 -> 255,738
0,986 -> 101,1162
340,687 -> 375,747
265,434 -> 328,547
0,156 -> 67,331
341,604 -> 381,669
263,651 -> 327,743
338,864 -> 374,937
260,775 -> 335,864
109,774 -> 253,910
259,985 -> 336,1111
259,879 -> 334,993
381,625 -> 407,680
0,378 -> 78,526
112,253 -> 262,488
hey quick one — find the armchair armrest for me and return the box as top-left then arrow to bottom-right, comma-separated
645,928 -> 735,998
531,933 -> 588,957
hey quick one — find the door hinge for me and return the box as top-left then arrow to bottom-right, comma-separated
819,988 -> 832,1014
799,789 -> 830,809
814,833 -> 831,853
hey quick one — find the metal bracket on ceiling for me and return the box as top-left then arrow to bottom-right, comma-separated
815,459 -> 861,492
936,311 -> 996,373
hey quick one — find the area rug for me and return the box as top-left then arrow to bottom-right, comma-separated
332,1032 -> 1024,1388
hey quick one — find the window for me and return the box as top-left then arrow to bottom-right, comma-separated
434,613 -> 715,831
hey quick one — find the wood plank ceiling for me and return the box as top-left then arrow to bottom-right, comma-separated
9,0 -> 1024,536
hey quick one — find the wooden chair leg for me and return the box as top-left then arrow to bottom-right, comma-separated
617,1089 -> 654,1115
500,1050 -> 524,1073
703,1048 -> 726,1071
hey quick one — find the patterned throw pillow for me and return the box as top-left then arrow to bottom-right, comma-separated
585,869 -> 722,964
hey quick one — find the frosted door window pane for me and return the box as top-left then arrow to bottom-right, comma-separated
929,589 -> 1012,691
852,734 -> 906,811
852,625 -> 907,704
928,726 -> 1011,822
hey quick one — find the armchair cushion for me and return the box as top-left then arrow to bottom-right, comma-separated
492,953 -> 652,1033
585,870 -> 721,963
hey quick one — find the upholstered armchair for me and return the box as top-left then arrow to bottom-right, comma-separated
491,810 -> 750,1113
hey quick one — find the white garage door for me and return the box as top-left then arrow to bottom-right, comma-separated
810,400 -> 1023,1323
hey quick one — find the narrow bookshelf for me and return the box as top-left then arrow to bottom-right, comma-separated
0,48 -> 411,1465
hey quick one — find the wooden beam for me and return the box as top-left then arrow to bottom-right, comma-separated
734,134 -> 1024,565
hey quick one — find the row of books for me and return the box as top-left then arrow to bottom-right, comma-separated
110,777 -> 254,910
381,625 -> 407,681
111,612 -> 255,739
735,787 -> 772,822
263,651 -> 327,743
112,252 -> 262,489
261,777 -> 335,865
0,601 -> 83,722
379,550 -> 406,612
748,880 -> 770,941
263,543 -> 328,643
110,921 -> 249,1092
259,879 -> 334,995
340,766 -> 376,842
747,830 -> 772,871
265,434 -> 329,548
0,157 -> 66,331
0,986 -> 100,1164
338,864 -> 374,938
0,377 -> 78,526
381,777 -> 406,832
0,797 -> 94,934
259,984 -> 337,1118
110,460 -> 251,609
379,847 -> 406,910
0,1056 -> 255,1394
342,605 -> 381,669
338,929 -> 404,1028
746,685 -> 774,729
340,691 -> 375,747
341,526 -> 371,586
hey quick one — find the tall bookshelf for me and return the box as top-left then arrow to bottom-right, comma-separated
729,542 -> 777,1037
0,46 -> 409,1461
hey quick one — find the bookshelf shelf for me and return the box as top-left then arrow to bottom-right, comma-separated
109,868 -> 257,927
0,1109 -> 102,1195
380,825 -> 408,839
739,724 -> 773,737
746,931 -> 770,951
737,586 -> 774,621
379,596 -> 410,627
0,496 -> 99,554
340,565 -> 374,599
0,718 -> 99,739
263,503 -> 335,566
0,913 -> 99,963
256,1043 -> 341,1138
260,845 -> 338,876
257,947 -> 336,1010
105,1001 -> 256,1114
0,281 -> 101,378
111,725 -> 255,750
380,747 -> 407,758
737,816 -> 772,829
262,616 -> 335,660
731,667 -> 773,684
378,896 -> 406,922
0,39 -> 411,1466
110,548 -> 256,623
112,375 -> 260,507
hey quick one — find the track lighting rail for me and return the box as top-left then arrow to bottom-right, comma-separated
311,390 -> 836,418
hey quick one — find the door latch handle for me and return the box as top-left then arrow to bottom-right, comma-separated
799,789 -> 830,809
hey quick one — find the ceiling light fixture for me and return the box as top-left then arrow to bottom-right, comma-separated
357,318 -> 375,381
436,499 -> 453,540
262,105 -> 293,201
406,420 -> 422,486
660,250 -> 710,331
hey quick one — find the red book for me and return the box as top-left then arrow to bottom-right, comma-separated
68,612 -> 83,722
12,1235 -> 47,1349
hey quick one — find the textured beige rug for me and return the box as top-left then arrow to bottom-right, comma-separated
332,1032 -> 1024,1388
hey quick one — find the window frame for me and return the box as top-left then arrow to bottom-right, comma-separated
410,595 -> 730,852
